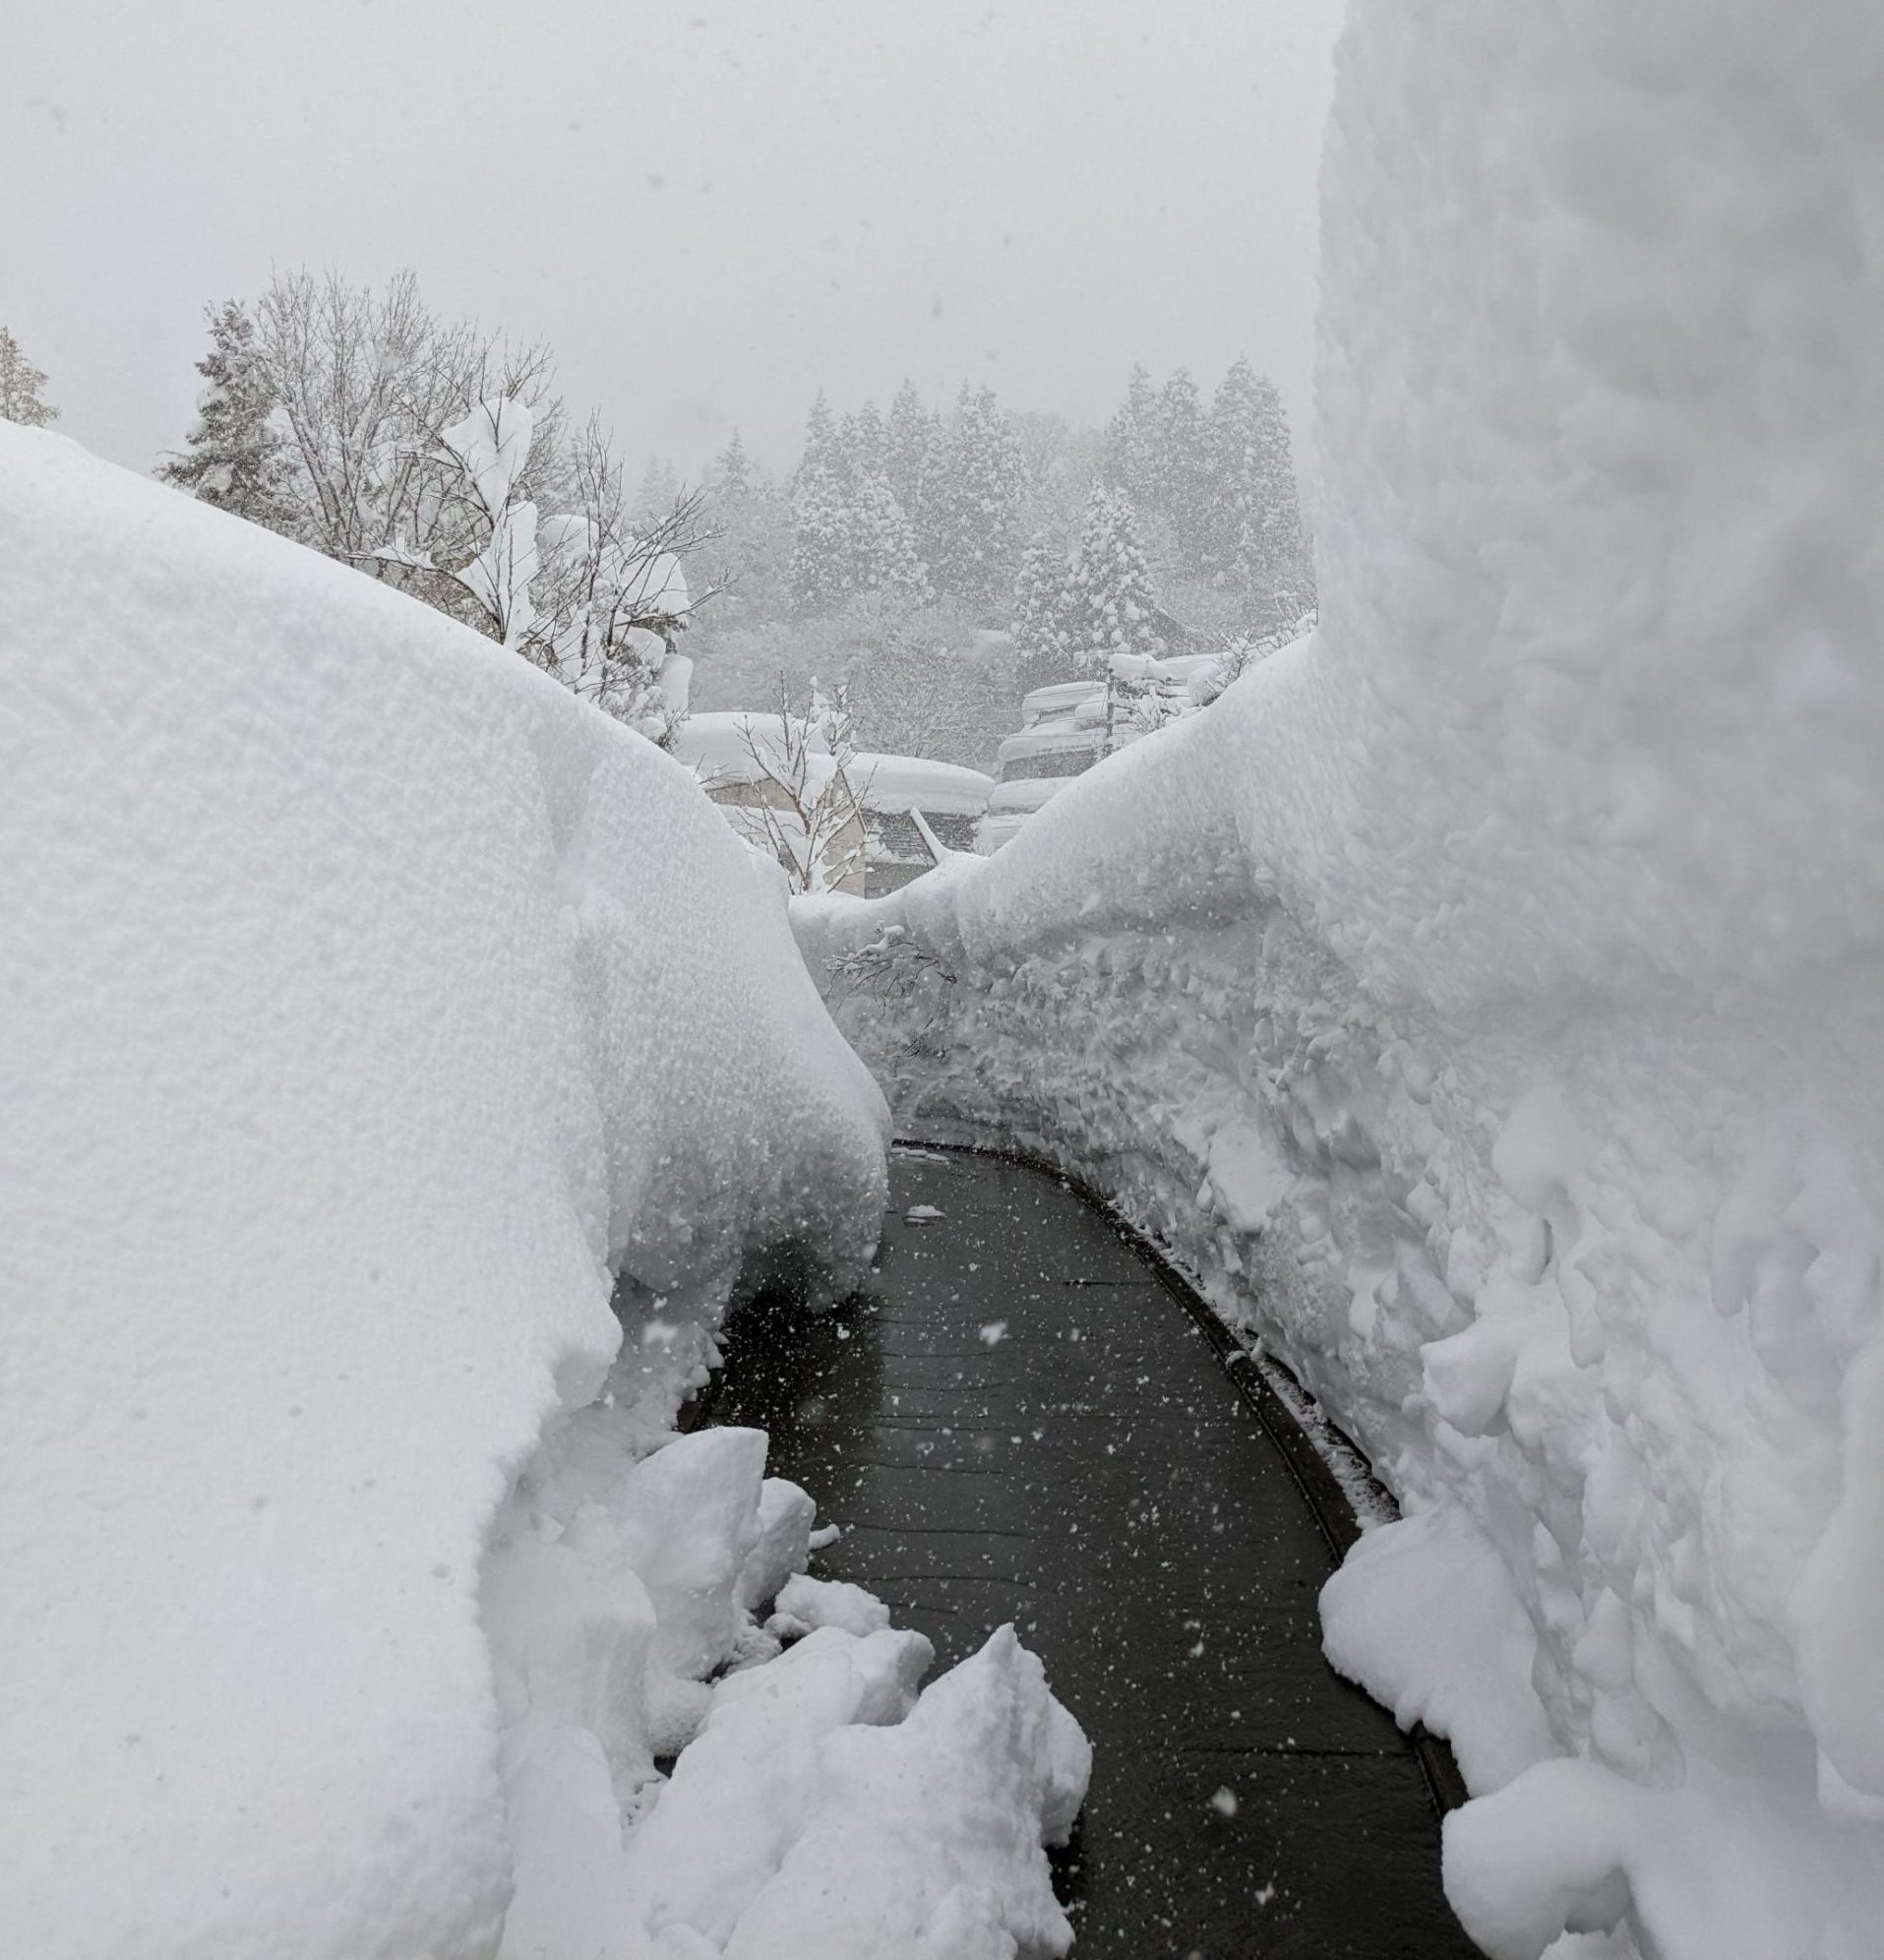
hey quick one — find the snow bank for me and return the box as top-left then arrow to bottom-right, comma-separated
796,3 -> 1884,1954
0,422 -> 902,1955
485,1420 -> 1088,1960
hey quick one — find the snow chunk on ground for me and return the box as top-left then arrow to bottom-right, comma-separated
704,1626 -> 1089,1960
1322,1512 -> 1555,1794
768,1572 -> 893,1640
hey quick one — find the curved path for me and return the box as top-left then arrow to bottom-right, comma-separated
710,1146 -> 1477,1959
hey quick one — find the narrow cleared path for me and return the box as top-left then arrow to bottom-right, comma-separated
710,1145 -> 1477,1960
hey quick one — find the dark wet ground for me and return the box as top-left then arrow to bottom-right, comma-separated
708,1147 -> 1479,1960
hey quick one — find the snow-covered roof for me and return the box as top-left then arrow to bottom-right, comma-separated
672,716 -> 990,816
1020,680 -> 1105,728
848,754 -> 993,815
669,711 -> 830,789
997,722 -> 1105,768
986,776 -> 1071,816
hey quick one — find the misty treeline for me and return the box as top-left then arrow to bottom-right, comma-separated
149,272 -> 1311,769
155,273 -> 709,736
684,364 -> 1311,766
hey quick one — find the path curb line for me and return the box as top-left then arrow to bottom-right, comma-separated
891,1134 -> 1472,1820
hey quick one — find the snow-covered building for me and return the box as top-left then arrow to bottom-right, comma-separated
978,659 -> 1219,854
672,711 -> 991,896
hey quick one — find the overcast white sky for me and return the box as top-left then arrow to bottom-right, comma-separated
9,0 -> 1346,486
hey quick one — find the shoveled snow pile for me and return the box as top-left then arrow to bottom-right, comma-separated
797,2 -> 1884,1956
0,424 -> 1084,1959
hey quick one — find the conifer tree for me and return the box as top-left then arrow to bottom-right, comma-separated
0,326 -> 59,428
790,394 -> 855,613
885,380 -> 937,523
701,428 -> 788,621
1151,367 -> 1211,575
1052,486 -> 1164,676
633,457 -> 681,522
1207,357 -> 1313,627
713,428 -> 755,502
157,301 -> 292,528
846,399 -> 889,486
1103,364 -> 1157,508
1010,531 -> 1070,689
850,469 -> 931,605
929,385 -> 1028,608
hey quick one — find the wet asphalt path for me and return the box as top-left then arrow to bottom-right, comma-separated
709,1146 -> 1478,1959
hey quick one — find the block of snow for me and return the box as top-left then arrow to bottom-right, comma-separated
768,1572 -> 892,1640
735,1477 -> 819,1616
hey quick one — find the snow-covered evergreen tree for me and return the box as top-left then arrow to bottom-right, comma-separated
1102,364 -> 1157,509
790,394 -> 856,613
0,326 -> 58,428
854,473 -> 931,605
1151,367 -> 1211,576
929,385 -> 1028,609
885,380 -> 941,528
713,428 -> 755,502
845,400 -> 888,487
633,457 -> 681,523
790,393 -> 929,611
157,301 -> 292,529
1051,486 -> 1164,676
1207,357 -> 1313,628
1010,531 -> 1070,689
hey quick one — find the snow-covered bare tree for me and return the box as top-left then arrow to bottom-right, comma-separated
529,422 -> 719,742
736,678 -> 872,894
257,268 -> 564,580
157,301 -> 293,529
369,396 -> 543,646
368,395 -> 715,738
0,327 -> 58,428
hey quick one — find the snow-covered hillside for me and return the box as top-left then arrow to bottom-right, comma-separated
797,4 -> 1884,1956
0,424 -> 1084,1959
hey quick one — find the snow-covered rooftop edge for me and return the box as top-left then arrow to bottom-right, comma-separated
795,4 -> 1884,1955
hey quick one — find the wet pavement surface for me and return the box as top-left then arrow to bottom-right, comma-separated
708,1146 -> 1480,1959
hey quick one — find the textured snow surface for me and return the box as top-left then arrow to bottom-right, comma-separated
0,422 -> 900,1957
797,3 -> 1884,1954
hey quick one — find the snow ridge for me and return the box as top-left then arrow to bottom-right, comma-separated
0,423 -> 895,1956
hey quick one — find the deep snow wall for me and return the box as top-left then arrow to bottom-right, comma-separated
0,425 -> 887,1958
797,3 -> 1884,1955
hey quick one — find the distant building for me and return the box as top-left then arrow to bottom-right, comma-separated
672,711 -> 992,897
977,656 -> 1221,855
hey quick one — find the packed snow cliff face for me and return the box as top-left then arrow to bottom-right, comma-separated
798,4 -> 1884,1957
0,424 -> 1086,1960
